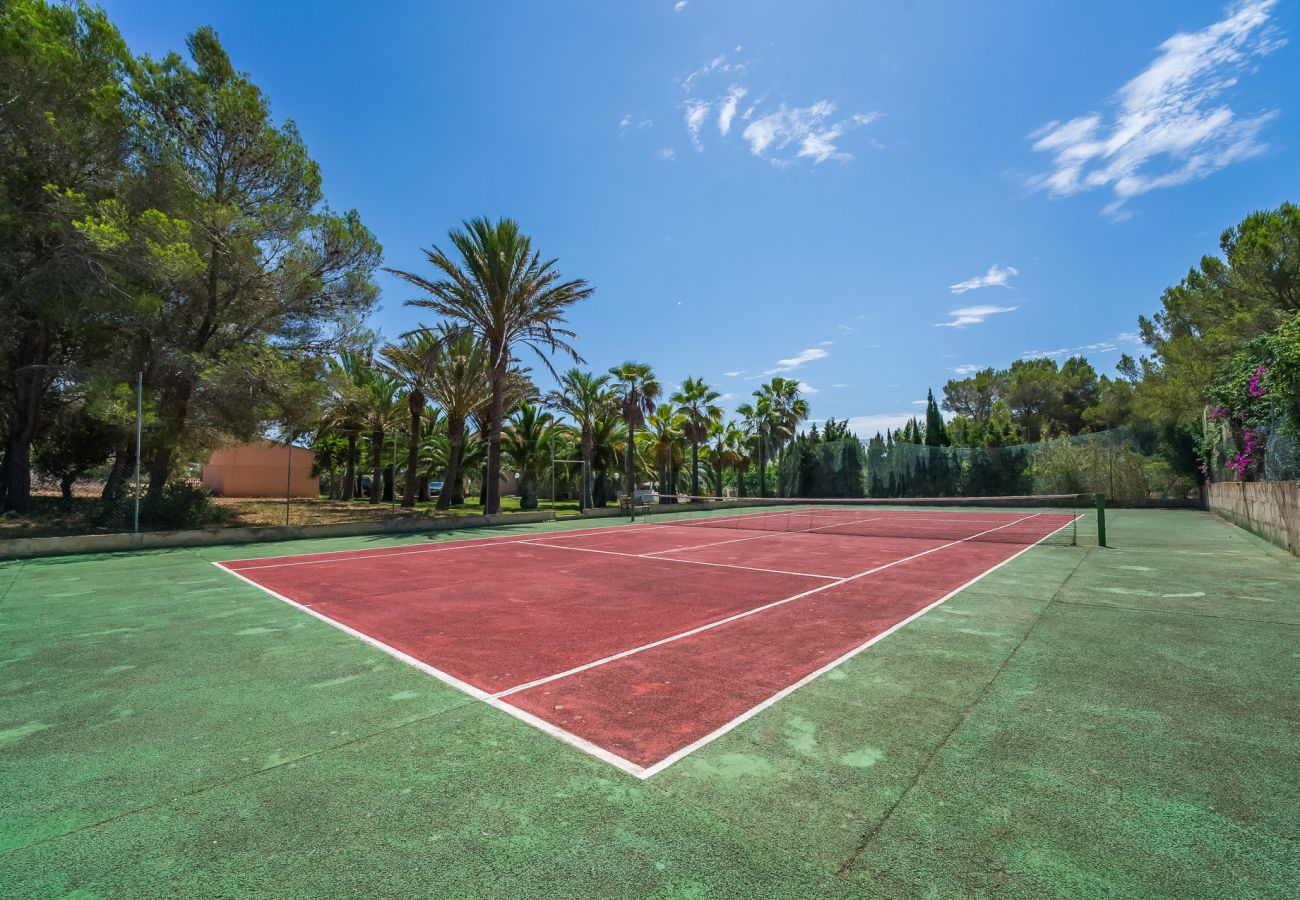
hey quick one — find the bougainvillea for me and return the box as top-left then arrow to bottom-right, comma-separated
1225,428 -> 1262,480
1247,365 -> 1269,398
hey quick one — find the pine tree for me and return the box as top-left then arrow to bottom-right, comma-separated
924,389 -> 950,447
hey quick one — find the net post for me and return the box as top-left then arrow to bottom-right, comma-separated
1094,492 -> 1107,547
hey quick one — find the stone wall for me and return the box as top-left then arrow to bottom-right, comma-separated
1207,481 -> 1300,556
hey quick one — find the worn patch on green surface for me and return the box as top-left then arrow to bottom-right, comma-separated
0,511 -> 1296,897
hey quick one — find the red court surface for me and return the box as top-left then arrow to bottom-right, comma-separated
215,511 -> 1075,777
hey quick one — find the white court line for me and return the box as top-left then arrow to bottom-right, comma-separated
515,540 -> 839,581
225,521 -> 672,571
493,513 -> 1048,701
641,515 -> 886,556
637,513 -> 1080,777
212,559 -> 652,778
213,511 -> 1079,779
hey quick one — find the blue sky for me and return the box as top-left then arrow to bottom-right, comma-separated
102,0 -> 1298,435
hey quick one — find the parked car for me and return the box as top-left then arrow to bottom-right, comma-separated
428,481 -> 444,496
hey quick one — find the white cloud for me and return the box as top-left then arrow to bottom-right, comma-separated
718,391 -> 736,401
794,380 -> 819,394
835,323 -> 854,334
717,85 -> 747,136
766,346 -> 829,374
952,364 -> 982,376
619,114 -> 631,130
657,146 -> 676,161
1028,0 -> 1284,216
674,0 -> 688,11
911,399 -> 928,406
950,264 -> 1019,294
1019,331 -> 1142,360
684,100 -> 710,148
722,370 -> 743,377
830,383 -> 855,389
818,340 -> 834,346
742,101 -> 880,164
846,413 -> 920,437
935,305 -> 1019,328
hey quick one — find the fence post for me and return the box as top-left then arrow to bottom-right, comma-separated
285,430 -> 293,527
133,372 -> 142,533
1094,492 -> 1107,547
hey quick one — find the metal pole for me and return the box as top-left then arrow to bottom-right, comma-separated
285,430 -> 293,527
133,372 -> 142,533
390,431 -> 397,516
1094,492 -> 1107,548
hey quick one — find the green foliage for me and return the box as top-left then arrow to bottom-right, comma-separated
387,217 -> 593,513
138,481 -> 220,530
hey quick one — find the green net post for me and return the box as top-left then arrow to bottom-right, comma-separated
1094,493 -> 1107,547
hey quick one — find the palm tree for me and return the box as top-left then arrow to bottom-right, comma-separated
545,369 -> 614,511
708,419 -> 746,498
309,432 -> 347,499
726,422 -> 751,497
422,326 -> 491,511
759,376 -> 810,467
643,404 -> 685,502
322,350 -> 372,501
671,375 -> 722,498
379,331 -> 441,507
359,369 -> 402,503
589,410 -> 626,508
471,367 -> 538,505
502,402 -> 555,510
736,395 -> 774,498
608,361 -> 660,497
386,218 -> 594,514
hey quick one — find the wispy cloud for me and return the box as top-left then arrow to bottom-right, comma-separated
846,412 -> 919,437
765,346 -> 829,374
950,264 -> 1018,294
742,102 -> 881,164
717,85 -> 747,136
952,364 -> 982,376
795,380 -> 819,394
935,305 -> 1019,328
657,146 -> 676,161
1020,332 -> 1142,360
619,114 -> 653,136
830,383 -> 856,389
674,0 -> 688,11
675,52 -> 880,166
1028,0 -> 1284,216
684,100 -> 710,149
834,323 -> 855,334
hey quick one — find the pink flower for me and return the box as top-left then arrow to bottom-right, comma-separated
1248,366 -> 1269,398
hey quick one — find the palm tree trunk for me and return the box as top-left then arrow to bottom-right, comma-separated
402,391 -> 422,507
342,433 -> 357,500
715,458 -> 723,498
624,419 -> 636,496
437,416 -> 465,512
691,443 -> 700,497
758,436 -> 767,498
737,464 -> 747,498
369,429 -> 383,503
485,356 -> 507,515
579,432 -> 593,511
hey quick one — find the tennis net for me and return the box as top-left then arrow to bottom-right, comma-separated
641,493 -> 1093,546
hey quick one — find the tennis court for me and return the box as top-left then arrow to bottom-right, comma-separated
215,498 -> 1083,776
